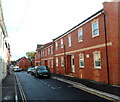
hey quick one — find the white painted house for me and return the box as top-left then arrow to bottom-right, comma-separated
0,0 -> 9,83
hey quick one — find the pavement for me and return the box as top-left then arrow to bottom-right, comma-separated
2,73 -> 15,102
1,72 -> 120,102
52,74 -> 120,101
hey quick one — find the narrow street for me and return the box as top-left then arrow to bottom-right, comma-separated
15,71 -> 112,101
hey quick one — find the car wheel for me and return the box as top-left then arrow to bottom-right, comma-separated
36,74 -> 39,78
48,75 -> 51,78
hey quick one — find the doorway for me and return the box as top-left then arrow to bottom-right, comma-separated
71,55 -> 75,73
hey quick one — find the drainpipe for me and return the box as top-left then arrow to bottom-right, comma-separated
63,37 -> 66,74
39,50 -> 41,66
103,12 -> 110,84
52,39 -> 56,74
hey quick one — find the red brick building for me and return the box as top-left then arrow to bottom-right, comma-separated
35,42 -> 54,73
17,57 -> 31,70
35,1 -> 120,85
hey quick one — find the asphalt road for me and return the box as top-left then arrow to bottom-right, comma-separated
15,71 -> 112,101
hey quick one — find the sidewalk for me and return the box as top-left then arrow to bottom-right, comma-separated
52,74 -> 120,101
2,73 -> 15,101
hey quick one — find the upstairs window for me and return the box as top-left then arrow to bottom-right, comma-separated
41,52 -> 42,57
68,35 -> 71,47
48,48 -> 50,55
43,51 -> 44,56
55,42 -> 58,50
78,28 -> 83,42
79,53 -> 84,68
61,39 -> 64,48
92,20 -> 99,37
51,46 -> 53,54
61,56 -> 64,66
0,30 -> 2,48
93,51 -> 101,68
56,57 -> 58,66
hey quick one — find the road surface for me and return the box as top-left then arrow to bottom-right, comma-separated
15,71 -> 112,101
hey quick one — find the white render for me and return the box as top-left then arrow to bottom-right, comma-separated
0,0 -> 9,83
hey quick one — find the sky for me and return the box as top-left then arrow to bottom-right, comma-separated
1,0 -> 111,60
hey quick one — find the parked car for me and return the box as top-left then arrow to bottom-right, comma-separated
30,67 -> 35,75
13,67 -> 21,72
27,67 -> 34,74
34,66 -> 51,78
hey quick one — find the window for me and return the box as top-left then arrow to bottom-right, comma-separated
79,53 -> 84,68
78,28 -> 83,42
68,35 -> 71,47
56,57 -> 58,66
61,56 -> 64,66
0,30 -> 2,48
55,42 -> 58,50
61,39 -> 64,48
41,52 -> 42,57
43,51 -> 44,56
51,46 -> 53,54
48,48 -> 50,55
93,51 -> 101,68
92,20 -> 99,37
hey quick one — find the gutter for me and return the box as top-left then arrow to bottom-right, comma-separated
53,9 -> 104,42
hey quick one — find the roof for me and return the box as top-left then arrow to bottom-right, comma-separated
53,9 -> 103,41
36,42 -> 53,51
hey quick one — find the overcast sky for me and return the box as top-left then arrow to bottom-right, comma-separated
1,0 -> 111,60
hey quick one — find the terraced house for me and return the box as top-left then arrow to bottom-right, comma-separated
35,1 -> 120,85
0,0 -> 10,83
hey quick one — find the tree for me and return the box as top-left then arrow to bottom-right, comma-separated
26,51 -> 35,66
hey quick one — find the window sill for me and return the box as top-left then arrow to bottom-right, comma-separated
79,67 -> 84,68
93,67 -> 101,69
78,40 -> 83,43
68,45 -> 72,47
92,34 -> 99,38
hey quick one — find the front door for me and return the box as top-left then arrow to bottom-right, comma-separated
45,60 -> 48,66
71,55 -> 75,73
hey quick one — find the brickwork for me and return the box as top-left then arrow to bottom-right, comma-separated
17,57 -> 31,70
35,1 -> 120,85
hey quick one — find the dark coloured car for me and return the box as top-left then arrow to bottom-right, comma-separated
34,66 -> 51,78
27,67 -> 34,74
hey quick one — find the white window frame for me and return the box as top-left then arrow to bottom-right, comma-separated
56,57 -> 58,66
93,51 -> 101,69
55,42 -> 58,50
92,20 -> 99,37
0,29 -> 2,48
68,35 -> 71,47
79,53 -> 84,68
78,28 -> 83,42
61,39 -> 64,48
48,48 -> 50,55
61,56 -> 64,66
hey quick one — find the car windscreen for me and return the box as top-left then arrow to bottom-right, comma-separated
38,66 -> 47,70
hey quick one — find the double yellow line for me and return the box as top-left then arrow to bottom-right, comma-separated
15,74 -> 27,102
